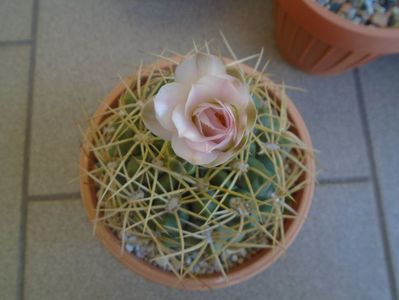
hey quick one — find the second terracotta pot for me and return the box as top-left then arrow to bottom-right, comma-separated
274,0 -> 399,75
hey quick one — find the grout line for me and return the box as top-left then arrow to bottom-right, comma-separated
317,176 -> 370,185
353,68 -> 398,300
0,40 -> 32,47
28,192 -> 81,202
16,0 -> 39,300
24,175 -> 371,203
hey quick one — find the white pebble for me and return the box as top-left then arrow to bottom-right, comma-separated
125,243 -> 134,253
154,257 -> 169,270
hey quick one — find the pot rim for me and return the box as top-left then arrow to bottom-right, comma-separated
80,56 -> 316,290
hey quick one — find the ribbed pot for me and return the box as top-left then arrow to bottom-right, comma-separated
274,0 -> 399,75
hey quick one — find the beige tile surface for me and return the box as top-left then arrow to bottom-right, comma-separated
28,0 -> 274,195
25,183 -> 390,300
0,0 -> 33,41
0,0 -> 396,299
268,66 -> 370,181
29,0 -> 372,196
0,46 -> 30,300
360,54 -> 399,287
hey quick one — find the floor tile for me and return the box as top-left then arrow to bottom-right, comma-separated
29,0 -> 371,195
360,54 -> 399,288
0,46 -> 30,299
268,65 -> 370,181
0,0 -> 33,41
25,183 -> 390,300
29,0 -> 272,195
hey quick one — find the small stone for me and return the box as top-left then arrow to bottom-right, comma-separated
317,0 -> 330,5
185,257 -> 192,265
154,257 -> 170,270
317,0 -> 399,28
125,243 -> 134,252
212,260 -> 221,271
146,242 -> 155,253
135,248 -> 143,258
199,260 -> 208,268
358,9 -> 371,22
364,0 -> 375,14
335,0 -> 347,4
339,3 -> 354,14
330,2 -> 342,12
193,265 -> 201,274
237,248 -> 247,258
374,4 -> 386,14
221,249 -> 233,261
370,12 -> 390,26
346,8 -> 358,19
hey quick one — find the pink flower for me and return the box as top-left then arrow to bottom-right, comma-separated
142,53 -> 256,166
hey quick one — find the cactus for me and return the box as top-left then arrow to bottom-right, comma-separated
82,47 -> 314,280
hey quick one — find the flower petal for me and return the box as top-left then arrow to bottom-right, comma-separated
209,150 -> 235,166
171,136 -> 218,165
172,104 -> 203,141
246,97 -> 257,131
171,103 -> 226,143
195,105 -> 228,137
232,98 -> 256,147
211,135 -> 249,166
153,82 -> 188,132
175,53 -> 226,85
142,98 -> 173,140
184,129 -> 234,153
185,75 -> 250,116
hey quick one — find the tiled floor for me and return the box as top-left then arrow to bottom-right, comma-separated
0,1 -> 398,299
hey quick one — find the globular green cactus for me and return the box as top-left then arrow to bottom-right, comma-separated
83,48 -> 314,280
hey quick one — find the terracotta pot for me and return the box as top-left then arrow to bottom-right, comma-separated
80,57 -> 316,290
274,0 -> 399,75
